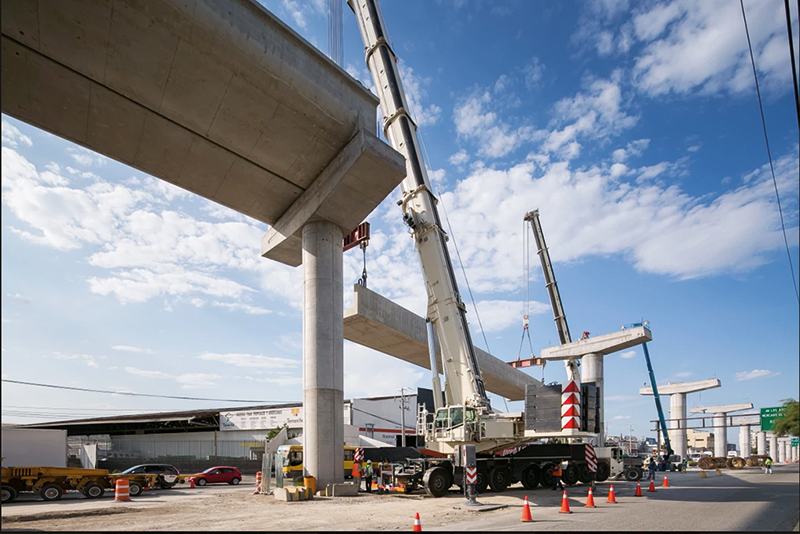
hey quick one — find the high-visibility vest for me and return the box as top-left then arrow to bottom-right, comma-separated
553,465 -> 562,477
364,464 -> 373,477
352,462 -> 362,477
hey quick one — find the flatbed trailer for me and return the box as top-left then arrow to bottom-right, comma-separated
1,466 -> 165,503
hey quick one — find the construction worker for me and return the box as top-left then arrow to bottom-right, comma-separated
363,460 -> 373,492
352,460 -> 362,491
551,461 -> 565,490
764,457 -> 773,474
647,457 -> 657,480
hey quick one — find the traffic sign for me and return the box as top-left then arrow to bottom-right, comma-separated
760,406 -> 786,431
792,438 -> 799,447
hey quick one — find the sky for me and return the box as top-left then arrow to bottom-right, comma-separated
2,0 -> 799,446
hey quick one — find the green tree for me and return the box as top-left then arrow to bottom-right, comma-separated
773,399 -> 799,437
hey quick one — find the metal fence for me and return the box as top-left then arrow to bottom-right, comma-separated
68,436 -> 265,461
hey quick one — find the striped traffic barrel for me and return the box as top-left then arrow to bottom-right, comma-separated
114,479 -> 131,501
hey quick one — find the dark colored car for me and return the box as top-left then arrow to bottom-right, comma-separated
187,466 -> 242,486
120,464 -> 180,488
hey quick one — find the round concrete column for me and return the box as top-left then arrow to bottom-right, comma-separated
793,445 -> 798,461
580,353 -> 603,438
669,394 -> 687,460
739,425 -> 750,457
777,439 -> 786,463
713,413 -> 727,458
302,221 -> 344,492
757,431 -> 767,455
768,433 -> 778,460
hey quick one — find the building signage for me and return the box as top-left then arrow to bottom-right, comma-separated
220,405 -> 351,431
759,406 -> 786,432
792,438 -> 799,447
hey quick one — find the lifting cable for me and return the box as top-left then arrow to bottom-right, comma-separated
518,219 -> 544,383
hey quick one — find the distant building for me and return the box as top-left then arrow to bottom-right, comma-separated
687,429 -> 714,451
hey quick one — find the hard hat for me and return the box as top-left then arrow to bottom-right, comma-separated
366,460 -> 371,463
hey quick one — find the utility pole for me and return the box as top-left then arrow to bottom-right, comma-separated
629,425 -> 634,455
398,388 -> 410,447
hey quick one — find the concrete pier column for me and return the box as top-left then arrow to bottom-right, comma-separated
777,439 -> 786,463
793,445 -> 798,461
713,413 -> 727,458
768,433 -> 778,460
739,425 -> 750,457
669,394 -> 688,460
302,220 -> 344,491
757,431 -> 767,455
580,353 -> 603,435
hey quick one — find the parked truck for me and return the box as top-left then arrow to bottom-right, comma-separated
1,466 -> 167,503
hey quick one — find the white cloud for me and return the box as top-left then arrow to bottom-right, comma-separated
2,120 -> 32,148
735,369 -> 780,381
398,60 -> 441,127
175,373 -> 221,390
523,57 -> 546,89
613,415 -> 632,420
111,345 -> 153,354
673,371 -> 693,378
68,147 -> 107,167
454,91 -> 535,158
211,301 -> 273,315
124,367 -> 171,379
199,352 -> 300,369
54,353 -> 101,368
631,0 -> 792,96
449,149 -> 470,169
619,350 -> 637,359
6,293 -> 32,303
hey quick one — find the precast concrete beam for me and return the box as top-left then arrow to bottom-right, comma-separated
639,379 -> 721,396
261,130 -> 405,266
689,403 -> 753,415
342,284 -> 540,401
540,327 -> 652,360
2,0 -> 399,226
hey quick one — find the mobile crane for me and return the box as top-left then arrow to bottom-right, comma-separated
348,0 -> 624,496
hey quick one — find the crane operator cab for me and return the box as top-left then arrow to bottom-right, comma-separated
433,406 -> 479,442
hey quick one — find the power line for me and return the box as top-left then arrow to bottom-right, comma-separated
784,0 -> 800,131
739,0 -> 800,304
2,379 -> 286,404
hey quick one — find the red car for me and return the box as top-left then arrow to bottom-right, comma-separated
188,466 -> 242,486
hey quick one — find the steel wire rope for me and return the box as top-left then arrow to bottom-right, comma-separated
740,0 -> 800,304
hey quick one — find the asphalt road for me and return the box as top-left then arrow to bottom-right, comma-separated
429,464 -> 800,531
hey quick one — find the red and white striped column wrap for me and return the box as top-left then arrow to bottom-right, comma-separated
561,379 -> 581,432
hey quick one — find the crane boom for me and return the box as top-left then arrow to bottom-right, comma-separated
348,0 -> 488,410
642,342 -> 673,457
525,210 -> 580,381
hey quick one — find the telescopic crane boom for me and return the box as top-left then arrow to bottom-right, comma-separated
525,210 -> 580,381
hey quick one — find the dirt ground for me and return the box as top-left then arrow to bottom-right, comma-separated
1,486 -> 533,531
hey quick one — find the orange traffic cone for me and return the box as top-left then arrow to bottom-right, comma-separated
607,485 -> 617,503
585,488 -> 596,508
559,490 -> 572,514
521,495 -> 533,522
412,512 -> 422,531
662,475 -> 670,487
648,479 -> 656,492
634,482 -> 642,496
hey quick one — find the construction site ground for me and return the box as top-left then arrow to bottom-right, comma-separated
2,464 -> 798,531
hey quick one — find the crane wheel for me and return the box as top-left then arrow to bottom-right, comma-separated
423,467 -> 451,498
488,467 -> 510,492
595,461 -> 610,482
521,464 -> 541,489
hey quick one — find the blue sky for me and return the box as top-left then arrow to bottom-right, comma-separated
2,0 -> 798,445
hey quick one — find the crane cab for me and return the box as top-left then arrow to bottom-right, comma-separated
432,405 -> 479,442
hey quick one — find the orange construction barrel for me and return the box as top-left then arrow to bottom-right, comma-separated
115,478 -> 131,502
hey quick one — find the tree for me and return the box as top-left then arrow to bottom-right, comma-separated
773,399 -> 799,437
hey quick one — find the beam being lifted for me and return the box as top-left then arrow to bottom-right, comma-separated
342,284 -> 540,401
539,327 -> 652,360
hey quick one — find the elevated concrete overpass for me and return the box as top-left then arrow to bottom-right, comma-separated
1,0 -> 407,493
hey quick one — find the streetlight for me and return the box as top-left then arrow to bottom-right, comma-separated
629,425 -> 634,455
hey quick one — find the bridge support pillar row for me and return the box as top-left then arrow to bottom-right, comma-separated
768,433 -> 778,461
580,353 -> 603,442
302,220 -> 344,492
669,394 -> 687,460
713,413 -> 727,458
778,439 -> 787,463
757,431 -> 767,456
739,425 -> 750,457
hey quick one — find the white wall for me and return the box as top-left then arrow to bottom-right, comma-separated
1,428 -> 68,467
351,396 -> 417,446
